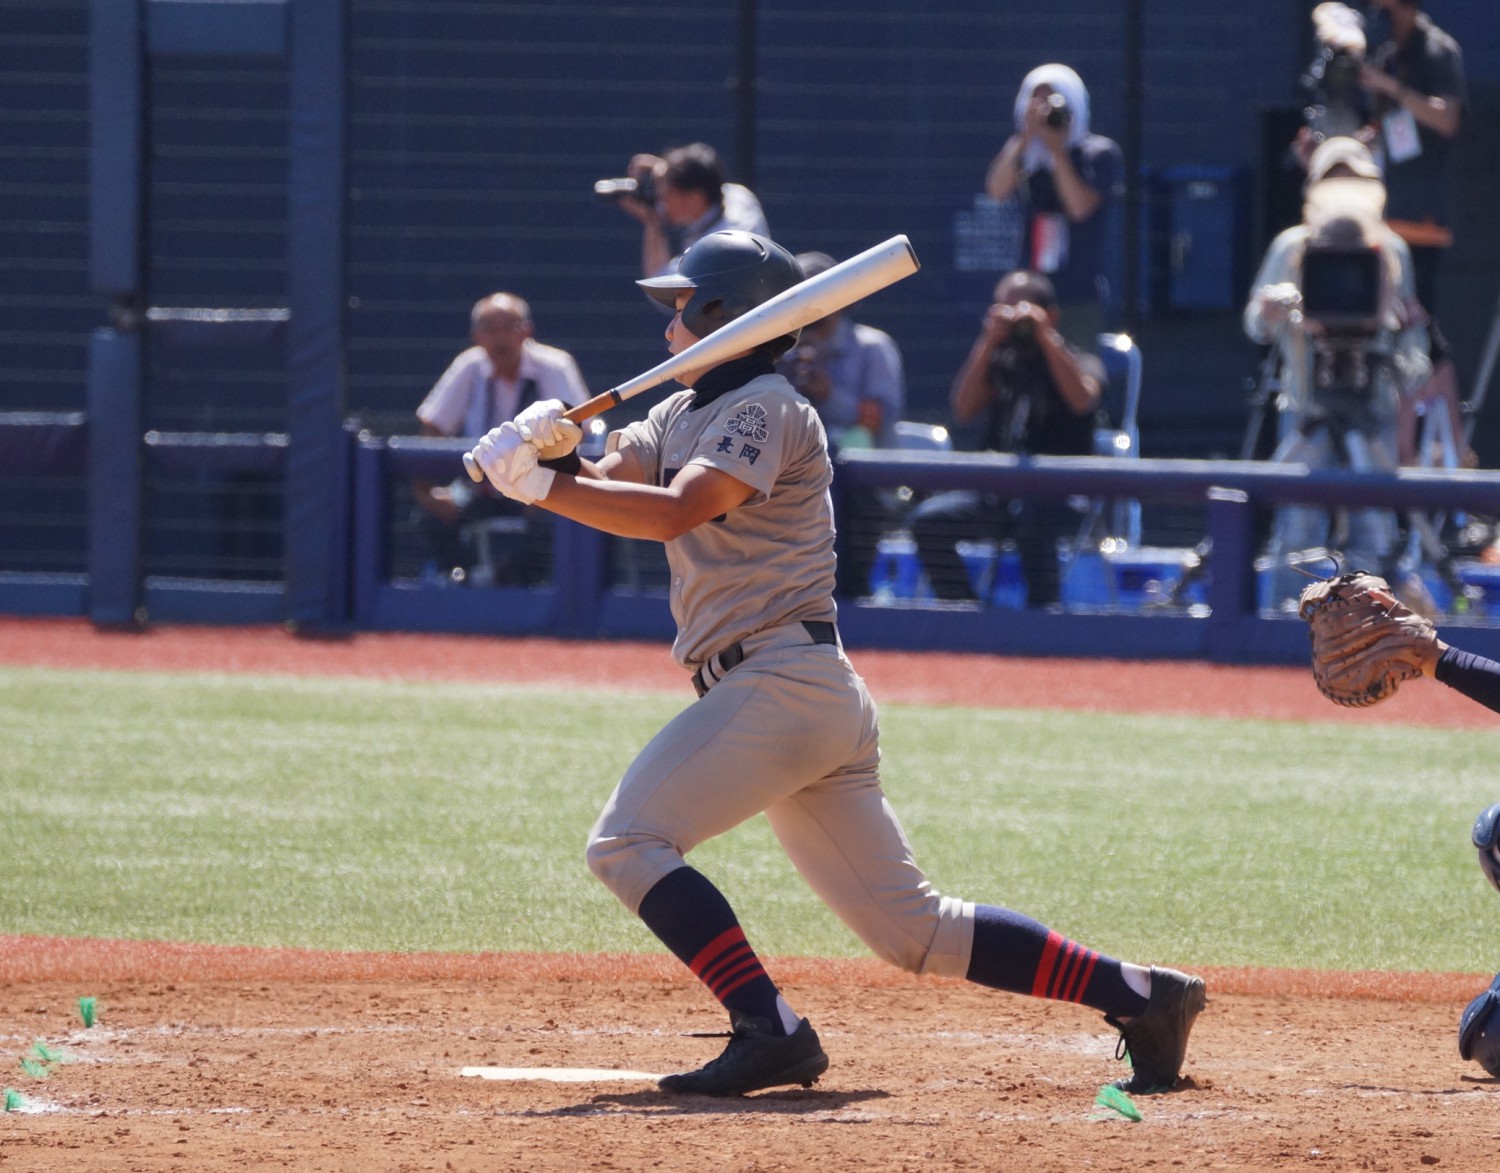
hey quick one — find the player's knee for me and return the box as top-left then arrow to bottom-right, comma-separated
584,832 -> 620,889
864,934 -> 929,975
843,891 -> 972,979
584,830 -> 682,911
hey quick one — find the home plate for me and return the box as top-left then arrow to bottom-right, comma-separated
460,1067 -> 661,1083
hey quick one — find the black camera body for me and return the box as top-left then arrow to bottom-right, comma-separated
1300,240 -> 1390,409
594,171 -> 656,206
1043,92 -> 1072,130
1300,242 -> 1382,338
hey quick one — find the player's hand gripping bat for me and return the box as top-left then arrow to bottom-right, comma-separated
462,234 -> 920,483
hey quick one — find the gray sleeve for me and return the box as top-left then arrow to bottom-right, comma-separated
689,391 -> 792,506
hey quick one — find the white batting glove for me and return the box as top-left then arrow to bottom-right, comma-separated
468,422 -> 556,504
514,399 -> 584,462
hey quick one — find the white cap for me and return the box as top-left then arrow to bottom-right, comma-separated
1306,136 -> 1383,185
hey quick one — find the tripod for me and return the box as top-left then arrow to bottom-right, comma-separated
1259,402 -> 1413,604
1167,374 -> 1456,611
1394,294 -> 1500,599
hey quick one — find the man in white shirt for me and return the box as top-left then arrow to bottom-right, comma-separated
413,293 -> 589,583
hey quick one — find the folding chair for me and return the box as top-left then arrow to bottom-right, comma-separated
1077,331 -> 1143,549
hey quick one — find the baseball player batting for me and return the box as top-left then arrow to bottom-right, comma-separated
469,229 -> 1206,1097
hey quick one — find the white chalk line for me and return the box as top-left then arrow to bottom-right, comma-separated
460,1066 -> 661,1083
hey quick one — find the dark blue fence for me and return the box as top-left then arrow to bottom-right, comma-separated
11,411 -> 1500,666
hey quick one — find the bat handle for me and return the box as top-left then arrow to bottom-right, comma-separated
562,391 -> 621,425
463,390 -> 620,482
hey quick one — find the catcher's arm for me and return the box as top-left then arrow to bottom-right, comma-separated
1433,646 -> 1500,714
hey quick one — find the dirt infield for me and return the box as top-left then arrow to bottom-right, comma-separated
2,618 -> 1499,1170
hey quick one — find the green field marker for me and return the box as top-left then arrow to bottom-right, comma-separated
1093,1084 -> 1143,1122
78,997 -> 97,1028
3,1089 -> 22,1112
19,1043 -> 66,1080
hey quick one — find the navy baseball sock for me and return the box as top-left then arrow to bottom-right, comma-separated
965,905 -> 1149,1018
637,867 -> 795,1036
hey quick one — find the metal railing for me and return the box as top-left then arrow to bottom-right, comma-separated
10,416 -> 1500,665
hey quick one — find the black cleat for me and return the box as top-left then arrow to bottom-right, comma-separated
658,1014 -> 829,1097
1105,965 -> 1207,1095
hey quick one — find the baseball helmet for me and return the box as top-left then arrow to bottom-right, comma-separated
638,230 -> 805,346
1473,802 -> 1500,895
1459,972 -> 1500,1077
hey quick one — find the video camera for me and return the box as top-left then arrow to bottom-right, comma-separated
594,170 -> 656,206
1300,240 -> 1382,338
1300,234 -> 1390,408
1302,2 -> 1369,142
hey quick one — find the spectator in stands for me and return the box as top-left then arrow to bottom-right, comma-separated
777,250 -> 908,597
983,64 -> 1122,348
413,293 -> 589,584
911,270 -> 1105,610
611,142 -> 769,279
1361,0 -> 1472,472
1360,0 -> 1465,318
777,252 -> 906,451
1242,137 -> 1430,611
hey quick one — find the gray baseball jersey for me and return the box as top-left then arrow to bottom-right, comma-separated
610,372 -> 839,669
591,367 -> 974,981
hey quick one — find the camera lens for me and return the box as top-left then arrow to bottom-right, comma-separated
1043,93 -> 1072,129
593,177 -> 639,200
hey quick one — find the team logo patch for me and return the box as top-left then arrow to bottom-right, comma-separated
725,403 -> 769,443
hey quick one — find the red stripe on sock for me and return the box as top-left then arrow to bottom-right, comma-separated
1050,942 -> 1083,1000
702,945 -> 756,994
1031,931 -> 1065,999
687,928 -> 747,979
1065,952 -> 1100,1002
1034,934 -> 1102,1004
713,960 -> 770,1002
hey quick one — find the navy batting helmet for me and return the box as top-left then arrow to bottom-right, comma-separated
1472,802 -> 1500,895
1459,972 -> 1500,1077
638,230 -> 805,348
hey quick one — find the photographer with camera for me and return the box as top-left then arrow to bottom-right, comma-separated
1244,137 -> 1431,611
910,270 -> 1105,609
598,142 -> 768,280
1360,0 -> 1465,319
983,64 -> 1122,347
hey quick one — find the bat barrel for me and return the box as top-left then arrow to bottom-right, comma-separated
465,233 -> 921,483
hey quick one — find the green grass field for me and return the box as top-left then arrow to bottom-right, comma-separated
4,665 -> 1498,974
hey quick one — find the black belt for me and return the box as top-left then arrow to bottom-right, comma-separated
692,621 -> 839,698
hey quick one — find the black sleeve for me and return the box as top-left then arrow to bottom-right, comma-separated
1434,646 -> 1500,715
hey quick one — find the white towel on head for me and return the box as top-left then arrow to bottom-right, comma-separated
1013,63 -> 1091,172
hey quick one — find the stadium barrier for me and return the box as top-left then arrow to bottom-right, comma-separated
8,415 -> 1500,666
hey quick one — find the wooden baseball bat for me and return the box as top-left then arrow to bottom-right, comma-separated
463,234 -> 920,482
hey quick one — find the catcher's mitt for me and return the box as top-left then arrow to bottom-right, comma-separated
1296,571 -> 1439,707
